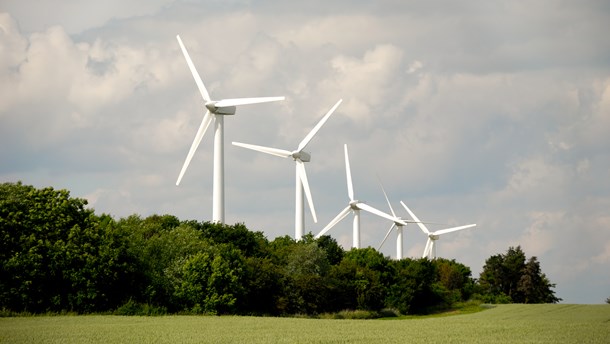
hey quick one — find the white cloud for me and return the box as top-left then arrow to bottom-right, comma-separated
321,44 -> 406,122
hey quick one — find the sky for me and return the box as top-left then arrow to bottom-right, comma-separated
1,0 -> 609,304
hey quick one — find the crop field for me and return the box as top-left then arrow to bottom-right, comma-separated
1,304 -> 609,343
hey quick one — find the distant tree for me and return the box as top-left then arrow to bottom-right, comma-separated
195,221 -> 269,257
386,258 -> 438,314
168,243 -> 245,314
478,246 -> 560,303
120,216 -> 209,308
0,182 -> 133,312
314,235 -> 345,265
279,239 -> 330,314
605,297 -> 610,304
239,256 -> 283,315
432,258 -> 475,306
339,248 -> 390,311
268,235 -> 297,265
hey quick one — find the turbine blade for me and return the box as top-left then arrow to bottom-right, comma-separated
434,224 -> 477,236
344,144 -> 354,201
297,99 -> 342,152
316,206 -> 351,238
358,203 -> 397,223
176,35 -> 211,102
378,178 -> 396,217
176,111 -> 213,185
232,142 -> 292,158
215,97 -> 284,107
297,161 -> 317,223
400,201 -> 431,235
378,224 -> 395,250
423,238 -> 433,258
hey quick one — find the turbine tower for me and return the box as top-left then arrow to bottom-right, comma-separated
175,34 -> 284,223
401,201 -> 476,259
315,144 -> 404,248
232,99 -> 343,240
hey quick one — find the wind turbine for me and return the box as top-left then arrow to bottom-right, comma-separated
400,201 -> 476,259
232,99 -> 343,240
175,34 -> 284,223
376,182 -> 410,260
315,144 -> 404,248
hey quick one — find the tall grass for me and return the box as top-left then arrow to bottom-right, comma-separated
1,304 -> 608,343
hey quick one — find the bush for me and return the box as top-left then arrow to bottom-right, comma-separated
471,292 -> 512,304
114,299 -> 167,316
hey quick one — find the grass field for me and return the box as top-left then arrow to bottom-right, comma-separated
1,304 -> 609,343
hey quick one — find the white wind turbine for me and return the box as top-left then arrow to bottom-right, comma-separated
175,34 -> 284,223
400,201 -> 476,259
315,144 -> 405,248
232,99 -> 343,240
376,182 -> 411,260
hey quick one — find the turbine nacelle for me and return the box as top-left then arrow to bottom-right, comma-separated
429,234 -> 440,240
394,217 -> 407,226
292,150 -> 311,162
205,101 -> 236,115
349,200 -> 361,209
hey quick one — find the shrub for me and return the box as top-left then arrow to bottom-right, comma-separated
114,299 -> 167,316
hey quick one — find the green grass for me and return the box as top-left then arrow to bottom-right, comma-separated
1,304 -> 609,343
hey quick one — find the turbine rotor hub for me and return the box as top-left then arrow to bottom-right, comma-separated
205,101 -> 236,115
292,150 -> 311,162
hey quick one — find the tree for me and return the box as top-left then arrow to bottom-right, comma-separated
195,221 -> 269,258
478,246 -> 560,303
239,256 -> 283,315
338,248 -> 390,311
315,235 -> 344,265
169,243 -> 245,314
0,182 -> 133,312
278,239 -> 330,314
121,216 -> 209,309
385,258 -> 438,314
433,258 -> 475,306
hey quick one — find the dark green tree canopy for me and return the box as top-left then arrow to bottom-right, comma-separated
478,246 -> 560,304
0,182 -> 134,312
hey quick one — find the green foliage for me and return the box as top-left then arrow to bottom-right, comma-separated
120,215 -> 208,308
313,235 -> 344,265
0,182 -> 562,316
194,221 -> 269,257
114,299 -> 167,316
239,257 -> 283,315
0,182 -> 133,313
385,258 -> 439,314
278,238 -> 331,314
169,244 -> 245,314
478,246 -> 560,303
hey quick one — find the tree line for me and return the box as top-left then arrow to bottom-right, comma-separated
0,182 -> 560,315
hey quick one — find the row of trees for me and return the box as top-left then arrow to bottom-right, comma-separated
0,182 -> 560,315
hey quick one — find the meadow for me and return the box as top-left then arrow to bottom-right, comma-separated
1,304 -> 609,343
